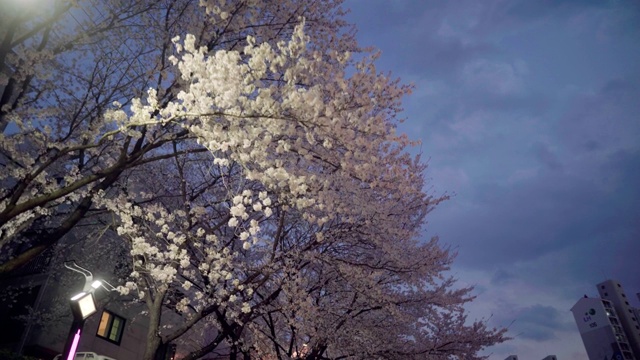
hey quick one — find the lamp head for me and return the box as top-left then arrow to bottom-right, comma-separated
69,292 -> 97,320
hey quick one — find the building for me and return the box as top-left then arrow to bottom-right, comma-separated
0,236 -> 154,360
571,297 -> 633,359
0,231 -> 220,360
597,280 -> 640,357
571,280 -> 640,360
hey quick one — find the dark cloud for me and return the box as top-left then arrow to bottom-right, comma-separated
490,268 -> 514,286
345,0 -> 495,78
422,74 -> 640,270
345,0 -> 433,28
435,153 -> 639,269
601,78 -> 638,95
346,0 -> 640,356
506,0 -> 607,21
559,77 -> 640,155
600,149 -> 640,212
413,40 -> 493,78
532,142 -> 562,171
512,304 -> 574,341
470,0 -> 640,40
459,92 -> 551,116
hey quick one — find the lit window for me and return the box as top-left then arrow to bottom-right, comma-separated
96,310 -> 125,344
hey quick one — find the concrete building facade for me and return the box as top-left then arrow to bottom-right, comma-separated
597,280 -> 640,357
571,280 -> 640,360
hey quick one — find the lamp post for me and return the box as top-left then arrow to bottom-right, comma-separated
61,261 -> 115,360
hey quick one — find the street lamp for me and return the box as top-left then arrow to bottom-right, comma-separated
61,261 -> 115,360
70,292 -> 96,319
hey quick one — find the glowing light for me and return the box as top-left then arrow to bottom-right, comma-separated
70,292 -> 97,319
66,328 -> 81,360
91,280 -> 102,289
70,292 -> 86,301
77,294 -> 96,319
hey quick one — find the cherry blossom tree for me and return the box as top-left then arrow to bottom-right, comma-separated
1,0 -> 507,359
0,0 -> 347,272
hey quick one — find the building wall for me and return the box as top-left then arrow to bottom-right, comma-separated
571,296 -> 634,360
0,230 -> 152,360
597,280 -> 640,358
76,304 -> 149,360
23,282 -> 150,360
581,328 -> 624,359
0,226 -> 229,359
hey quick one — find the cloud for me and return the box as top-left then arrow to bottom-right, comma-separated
511,305 -> 574,341
452,266 -> 590,358
461,59 -> 527,95
531,142 -> 562,171
428,166 -> 470,193
506,0 -> 607,22
490,268 -> 513,286
559,78 -> 640,158
345,0 -> 495,79
453,265 -> 583,330
422,74 -> 640,271
428,152 -> 638,270
347,1 -> 640,357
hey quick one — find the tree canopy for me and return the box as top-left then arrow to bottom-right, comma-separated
0,1 -> 506,359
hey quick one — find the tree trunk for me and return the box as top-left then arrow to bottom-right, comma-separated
143,289 -> 166,360
144,323 -> 162,360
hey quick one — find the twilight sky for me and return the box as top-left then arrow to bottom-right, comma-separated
346,1 -> 640,359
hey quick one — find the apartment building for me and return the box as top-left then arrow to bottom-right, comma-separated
571,280 -> 640,360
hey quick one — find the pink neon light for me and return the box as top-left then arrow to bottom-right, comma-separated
66,328 -> 81,360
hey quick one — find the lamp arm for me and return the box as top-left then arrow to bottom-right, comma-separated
64,261 -> 94,291
99,280 -> 117,292
64,261 -> 93,277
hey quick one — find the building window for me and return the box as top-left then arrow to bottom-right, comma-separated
625,301 -> 629,305
604,292 -> 608,296
96,310 -> 125,345
622,293 -> 626,297
617,283 -> 621,287
601,285 -> 605,289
